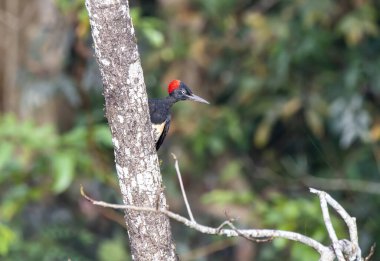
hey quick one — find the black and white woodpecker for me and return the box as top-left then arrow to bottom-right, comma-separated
148,80 -> 209,150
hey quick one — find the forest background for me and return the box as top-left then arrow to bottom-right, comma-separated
1,0 -> 380,260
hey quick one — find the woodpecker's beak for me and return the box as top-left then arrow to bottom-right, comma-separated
186,94 -> 209,104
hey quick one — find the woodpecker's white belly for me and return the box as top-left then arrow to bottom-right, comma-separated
152,122 -> 166,143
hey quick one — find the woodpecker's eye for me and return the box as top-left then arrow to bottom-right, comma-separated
181,89 -> 186,94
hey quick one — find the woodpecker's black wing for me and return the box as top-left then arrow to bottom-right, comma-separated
148,98 -> 172,150
155,116 -> 171,150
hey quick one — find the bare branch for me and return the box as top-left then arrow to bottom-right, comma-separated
81,156 -> 368,261
225,220 -> 273,243
310,188 -> 361,260
216,220 -> 232,233
171,153 -> 195,223
80,185 -> 332,258
223,212 -> 273,243
364,243 -> 376,261
312,189 -> 345,261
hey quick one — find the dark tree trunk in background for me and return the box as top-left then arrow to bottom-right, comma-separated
86,0 -> 177,260
1,0 -> 76,129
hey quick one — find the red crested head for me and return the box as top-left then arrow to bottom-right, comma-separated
168,80 -> 181,94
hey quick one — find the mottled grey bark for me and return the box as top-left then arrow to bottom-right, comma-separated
85,0 -> 177,260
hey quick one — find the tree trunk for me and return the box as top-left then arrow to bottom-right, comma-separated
85,0 -> 177,260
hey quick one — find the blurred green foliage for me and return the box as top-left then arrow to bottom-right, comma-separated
0,115 -> 122,260
2,0 -> 380,260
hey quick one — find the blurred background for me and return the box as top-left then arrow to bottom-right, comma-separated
1,0 -> 380,260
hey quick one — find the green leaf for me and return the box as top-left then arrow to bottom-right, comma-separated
337,4 -> 378,45
97,236 -> 130,261
0,142 -> 13,171
52,153 -> 76,194
142,27 -> 164,48
273,238 -> 287,250
62,126 -> 87,147
220,160 -> 242,183
93,125 -> 113,146
291,242 -> 319,261
0,223 -> 15,256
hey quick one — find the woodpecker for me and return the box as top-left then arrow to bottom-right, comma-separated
148,80 -> 209,150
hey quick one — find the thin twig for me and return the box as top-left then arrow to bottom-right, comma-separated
80,185 -> 331,257
364,243 -> 376,261
216,220 -> 232,233
312,190 -> 345,261
226,220 -> 273,243
171,153 -> 195,223
325,192 -> 359,248
310,188 -> 361,260
224,211 -> 272,243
